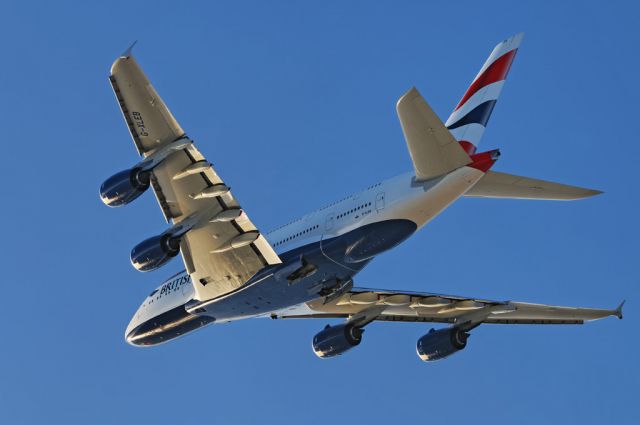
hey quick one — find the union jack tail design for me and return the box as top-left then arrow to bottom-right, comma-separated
445,33 -> 523,155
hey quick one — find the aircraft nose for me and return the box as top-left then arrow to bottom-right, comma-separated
125,330 -> 136,345
125,315 -> 143,346
125,330 -> 135,346
125,324 -> 146,346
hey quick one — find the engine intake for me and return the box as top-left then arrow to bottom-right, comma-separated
312,323 -> 363,358
100,168 -> 150,207
130,233 -> 181,272
416,327 -> 469,362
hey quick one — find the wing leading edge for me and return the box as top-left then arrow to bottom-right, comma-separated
109,49 -> 281,301
110,49 -> 185,156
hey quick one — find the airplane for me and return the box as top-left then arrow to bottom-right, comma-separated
101,33 -> 623,361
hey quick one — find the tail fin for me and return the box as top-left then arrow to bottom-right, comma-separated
445,33 -> 524,155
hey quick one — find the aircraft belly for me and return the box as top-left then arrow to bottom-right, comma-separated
190,219 -> 417,321
125,167 -> 482,346
125,219 -> 417,345
126,305 -> 215,346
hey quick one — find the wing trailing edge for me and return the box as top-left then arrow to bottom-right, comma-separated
274,288 -> 622,326
464,170 -> 602,200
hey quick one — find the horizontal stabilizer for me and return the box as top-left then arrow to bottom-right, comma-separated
464,171 -> 602,200
397,88 -> 471,181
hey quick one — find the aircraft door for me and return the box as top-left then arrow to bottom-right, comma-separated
324,213 -> 335,232
375,192 -> 385,211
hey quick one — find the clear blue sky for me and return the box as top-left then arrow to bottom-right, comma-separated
1,1 -> 636,424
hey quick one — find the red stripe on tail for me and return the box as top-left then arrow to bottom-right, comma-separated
459,141 -> 477,155
454,49 -> 518,111
468,149 -> 500,172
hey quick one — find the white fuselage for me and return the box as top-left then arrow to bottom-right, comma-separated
125,166 -> 485,344
269,167 -> 484,254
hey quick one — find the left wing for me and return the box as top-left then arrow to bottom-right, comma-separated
276,287 -> 623,326
110,48 -> 280,301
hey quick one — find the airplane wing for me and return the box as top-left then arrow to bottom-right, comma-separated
276,287 -> 623,326
109,48 -> 281,301
464,170 -> 602,201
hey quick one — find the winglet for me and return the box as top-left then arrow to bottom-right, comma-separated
615,300 -> 625,319
121,40 -> 138,59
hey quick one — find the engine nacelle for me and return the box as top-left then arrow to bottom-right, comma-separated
100,137 -> 193,208
312,323 -> 363,358
130,233 -> 181,272
416,327 -> 469,362
100,168 -> 150,207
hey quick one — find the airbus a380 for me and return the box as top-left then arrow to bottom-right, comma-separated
101,33 -> 623,361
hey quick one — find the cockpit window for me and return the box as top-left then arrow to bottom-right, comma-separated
148,289 -> 159,297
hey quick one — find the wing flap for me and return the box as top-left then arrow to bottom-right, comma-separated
181,224 -> 273,299
276,287 -> 620,326
465,170 -> 602,200
396,88 -> 471,181
151,143 -> 281,300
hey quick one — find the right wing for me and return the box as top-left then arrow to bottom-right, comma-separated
110,48 -> 281,301
276,287 -> 623,326
464,170 -> 602,200
396,88 -> 471,181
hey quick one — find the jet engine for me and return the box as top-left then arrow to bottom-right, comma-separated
416,327 -> 469,362
100,168 -> 150,207
130,233 -> 181,272
99,137 -> 193,207
312,323 -> 363,358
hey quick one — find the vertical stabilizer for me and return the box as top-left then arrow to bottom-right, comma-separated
445,33 -> 524,155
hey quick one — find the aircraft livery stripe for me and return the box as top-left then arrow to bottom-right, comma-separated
445,81 -> 504,127
472,33 -> 524,83
446,100 -> 497,130
445,34 -> 522,149
448,123 -> 486,147
453,49 -> 517,112
458,141 -> 476,155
